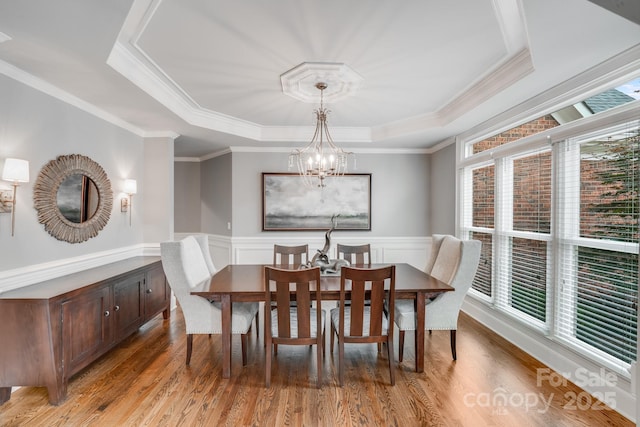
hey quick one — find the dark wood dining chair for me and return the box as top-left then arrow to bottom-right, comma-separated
337,243 -> 372,265
264,266 -> 325,388
273,244 -> 309,268
330,265 -> 396,386
337,243 -> 374,322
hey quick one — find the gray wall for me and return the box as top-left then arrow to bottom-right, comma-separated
143,137 -> 174,243
174,148 -> 458,239
201,153 -> 232,236
429,142 -> 456,234
174,161 -> 201,233
0,74 -> 146,271
231,151 -> 431,237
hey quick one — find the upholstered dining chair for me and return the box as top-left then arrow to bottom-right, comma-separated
424,234 -> 446,274
193,234 -> 259,336
337,243 -> 372,265
394,235 -> 481,362
273,244 -> 309,268
160,235 -> 259,366
331,265 -> 396,386
264,266 -> 325,388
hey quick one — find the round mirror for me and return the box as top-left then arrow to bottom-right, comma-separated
34,154 -> 113,243
56,174 -> 100,223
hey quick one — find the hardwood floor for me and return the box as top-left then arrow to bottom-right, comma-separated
0,305 -> 633,426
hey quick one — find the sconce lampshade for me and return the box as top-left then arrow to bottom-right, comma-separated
2,158 -> 30,183
123,179 -> 137,195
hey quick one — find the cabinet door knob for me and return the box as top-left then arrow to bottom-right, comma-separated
114,305 -> 120,312
146,289 -> 153,294
104,310 -> 110,317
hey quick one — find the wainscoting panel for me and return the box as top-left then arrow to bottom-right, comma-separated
195,234 -> 431,270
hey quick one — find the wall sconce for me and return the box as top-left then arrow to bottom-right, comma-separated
121,179 -> 137,226
2,158 -> 30,236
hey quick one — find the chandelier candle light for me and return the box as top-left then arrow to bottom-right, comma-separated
289,82 -> 354,188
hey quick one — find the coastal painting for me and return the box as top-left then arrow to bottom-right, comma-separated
262,173 -> 371,231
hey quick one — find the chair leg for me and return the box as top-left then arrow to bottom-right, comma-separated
241,333 -> 248,366
450,330 -> 457,361
338,336 -> 345,387
265,337 -> 272,388
330,322 -> 335,354
398,330 -> 405,363
316,335 -> 323,389
322,329 -> 326,357
255,313 -> 260,338
186,334 -> 193,365
387,337 -> 396,386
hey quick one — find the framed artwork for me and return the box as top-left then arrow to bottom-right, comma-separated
262,173 -> 371,231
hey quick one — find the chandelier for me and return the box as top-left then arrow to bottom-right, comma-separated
288,82 -> 354,188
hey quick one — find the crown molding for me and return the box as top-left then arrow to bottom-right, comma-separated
109,0 -> 534,145
143,131 -> 180,139
0,59 -> 150,137
458,42 -> 640,144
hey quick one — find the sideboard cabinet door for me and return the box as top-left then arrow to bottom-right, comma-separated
144,263 -> 171,320
62,285 -> 112,377
113,273 -> 145,340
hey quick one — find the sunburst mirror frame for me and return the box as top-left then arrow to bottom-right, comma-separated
33,154 -> 113,243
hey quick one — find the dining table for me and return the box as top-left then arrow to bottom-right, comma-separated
191,263 -> 454,378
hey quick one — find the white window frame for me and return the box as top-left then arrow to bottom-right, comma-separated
458,102 -> 640,376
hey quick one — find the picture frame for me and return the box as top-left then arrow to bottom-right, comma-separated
262,172 -> 371,231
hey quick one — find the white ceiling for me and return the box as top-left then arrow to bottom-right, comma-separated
0,0 -> 639,158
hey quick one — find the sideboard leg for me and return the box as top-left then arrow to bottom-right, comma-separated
0,387 -> 11,404
46,379 -> 67,405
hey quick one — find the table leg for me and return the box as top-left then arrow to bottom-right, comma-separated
415,291 -> 426,373
221,294 -> 232,378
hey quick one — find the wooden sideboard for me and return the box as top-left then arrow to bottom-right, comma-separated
0,257 -> 170,405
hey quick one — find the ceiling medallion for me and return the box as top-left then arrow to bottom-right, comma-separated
280,62 -> 363,103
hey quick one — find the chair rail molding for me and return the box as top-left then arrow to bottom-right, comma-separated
0,244 -> 155,294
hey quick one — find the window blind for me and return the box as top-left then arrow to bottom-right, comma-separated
555,126 -> 639,366
495,150 -> 552,326
468,165 -> 495,297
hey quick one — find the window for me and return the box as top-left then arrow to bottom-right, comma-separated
469,77 -> 640,155
555,129 -> 639,365
461,116 -> 639,373
466,165 -> 494,298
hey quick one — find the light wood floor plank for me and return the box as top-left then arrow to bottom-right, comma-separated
0,305 -> 633,426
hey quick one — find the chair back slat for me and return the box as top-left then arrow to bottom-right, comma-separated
348,279 -> 366,336
368,282 -> 385,336
274,281 -> 292,337
296,281 -> 312,338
